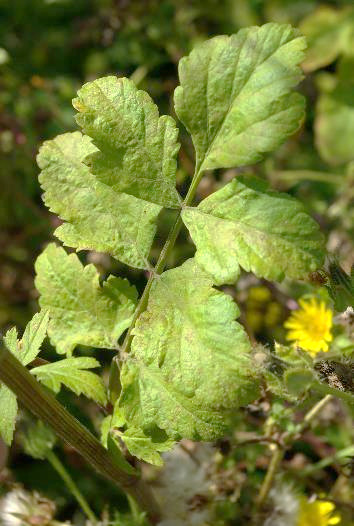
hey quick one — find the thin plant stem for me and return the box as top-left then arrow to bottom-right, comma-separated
255,446 -> 284,507
300,394 -> 333,430
256,394 -> 334,508
296,445 -> 354,475
271,170 -> 343,185
47,450 -> 97,524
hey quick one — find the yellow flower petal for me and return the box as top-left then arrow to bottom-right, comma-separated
297,498 -> 341,526
284,298 -> 333,357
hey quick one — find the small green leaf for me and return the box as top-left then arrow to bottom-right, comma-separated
182,176 -> 325,285
0,384 -> 18,445
22,420 -> 56,460
108,388 -> 175,466
264,371 -> 297,402
4,312 -> 49,366
115,427 -> 175,467
326,259 -> 354,312
175,23 -> 306,171
35,243 -> 138,355
31,357 -> 107,405
3,327 -> 18,355
101,409 -> 171,467
37,132 -> 161,269
0,313 -> 49,445
118,259 -> 256,443
274,342 -> 306,366
73,76 -> 181,208
285,367 -> 315,395
18,310 -> 50,366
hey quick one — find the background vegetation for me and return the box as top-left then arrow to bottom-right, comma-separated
0,1 -> 353,525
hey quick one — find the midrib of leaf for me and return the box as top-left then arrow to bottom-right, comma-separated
45,257 -> 115,346
51,137 -> 156,269
200,31 -> 301,171
22,314 -> 48,357
52,132 -> 166,188
186,206 -> 317,259
132,358 -> 222,433
91,79 -> 163,180
205,33 -> 245,148
46,255 -> 82,306
32,359 -> 103,391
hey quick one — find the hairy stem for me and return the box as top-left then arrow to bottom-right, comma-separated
47,450 -> 97,523
256,394 -> 333,508
0,345 -> 161,524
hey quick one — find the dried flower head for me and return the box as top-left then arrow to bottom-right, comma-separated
0,489 -> 57,526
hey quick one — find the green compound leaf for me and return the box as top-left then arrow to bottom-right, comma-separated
118,259 -> 256,447
73,76 -> 181,208
35,243 -> 138,355
0,385 -> 18,446
174,23 -> 306,171
37,132 -> 161,269
182,176 -> 325,285
32,357 -> 107,405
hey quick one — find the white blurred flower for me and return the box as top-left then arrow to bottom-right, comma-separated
154,442 -> 213,526
263,484 -> 299,526
0,488 -> 60,526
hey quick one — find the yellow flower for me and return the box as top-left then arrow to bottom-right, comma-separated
297,498 -> 341,525
284,298 -> 333,356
